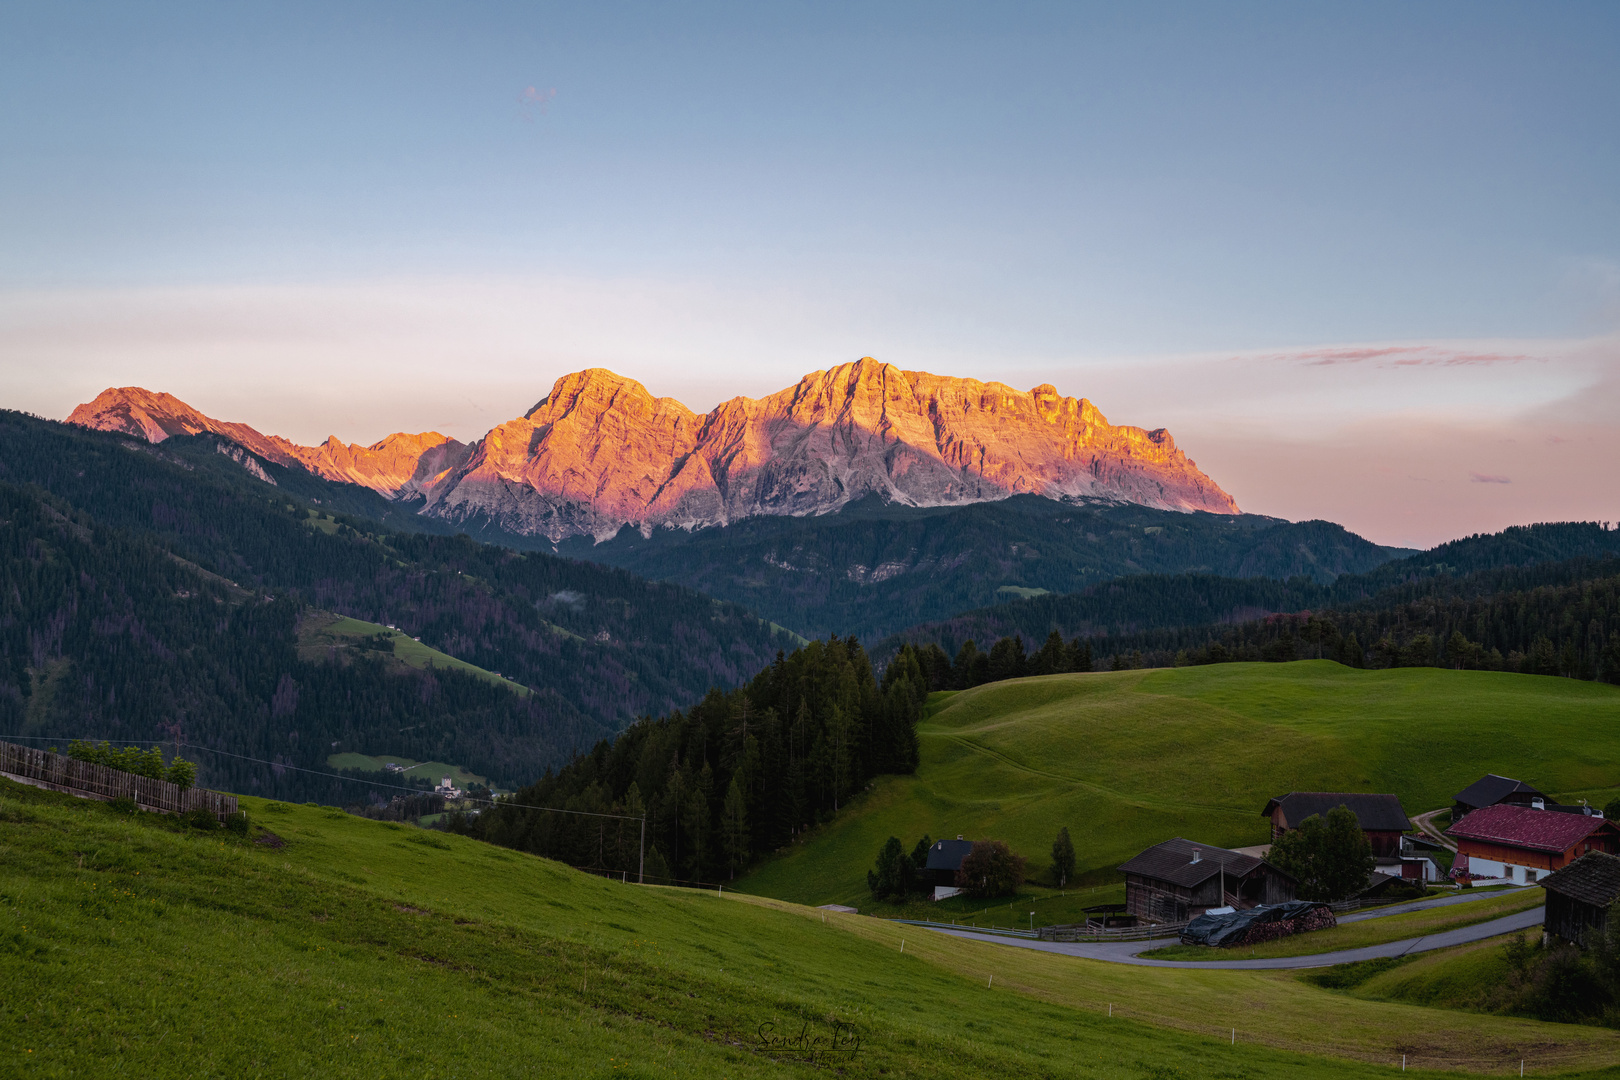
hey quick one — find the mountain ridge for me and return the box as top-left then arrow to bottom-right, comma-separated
70,359 -> 1238,541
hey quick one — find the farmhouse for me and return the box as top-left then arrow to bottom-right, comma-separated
1118,838 -> 1295,924
1261,792 -> 1411,857
1446,803 -> 1620,885
1452,774 -> 1545,820
1539,851 -> 1620,946
922,836 -> 974,900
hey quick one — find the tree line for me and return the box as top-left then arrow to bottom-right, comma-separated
889,555 -> 1620,689
452,636 -> 927,884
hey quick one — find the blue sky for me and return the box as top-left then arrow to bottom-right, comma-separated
3,2 -> 1618,545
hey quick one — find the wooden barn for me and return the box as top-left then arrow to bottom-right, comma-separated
1118,838 -> 1295,924
1261,792 -> 1412,858
1539,851 -> 1620,946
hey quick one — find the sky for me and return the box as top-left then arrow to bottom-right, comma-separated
2,1 -> 1618,548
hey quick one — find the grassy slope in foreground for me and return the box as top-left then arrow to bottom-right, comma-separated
3,782 -> 1619,1078
735,662 -> 1620,908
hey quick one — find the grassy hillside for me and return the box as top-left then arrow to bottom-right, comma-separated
302,613 -> 531,695
736,662 -> 1620,907
6,779 -> 1620,1077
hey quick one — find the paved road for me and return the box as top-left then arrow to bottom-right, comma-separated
926,905 -> 1543,969
1337,886 -> 1530,924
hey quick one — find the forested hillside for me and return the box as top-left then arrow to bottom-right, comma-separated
0,412 -> 795,796
457,637 -> 931,885
882,529 -> 1620,688
556,494 -> 1408,639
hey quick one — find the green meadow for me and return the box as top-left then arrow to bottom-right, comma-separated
324,753 -> 495,791
304,613 -> 531,695
6,779 -> 1620,1078
735,662 -> 1620,907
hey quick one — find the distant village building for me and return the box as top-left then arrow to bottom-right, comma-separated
1451,774 -> 1546,821
1118,838 -> 1295,924
1539,851 -> 1620,946
434,775 -> 464,800
1261,792 -> 1411,858
922,836 -> 974,900
1446,803 -> 1619,884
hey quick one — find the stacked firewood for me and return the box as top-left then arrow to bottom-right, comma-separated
1231,904 -> 1336,946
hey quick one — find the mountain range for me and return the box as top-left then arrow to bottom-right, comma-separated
70,358 -> 1237,543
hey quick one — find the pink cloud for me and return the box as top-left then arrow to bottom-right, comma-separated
518,85 -> 557,120
1469,471 -> 1511,484
1284,345 -> 1537,368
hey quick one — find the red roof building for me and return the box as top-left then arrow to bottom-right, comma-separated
1446,803 -> 1618,885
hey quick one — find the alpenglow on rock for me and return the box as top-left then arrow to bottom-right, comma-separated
68,386 -> 471,498
70,358 -> 1238,541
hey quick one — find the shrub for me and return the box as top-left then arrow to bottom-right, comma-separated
166,757 -> 197,791
956,839 -> 1026,899
223,811 -> 250,836
1266,805 -> 1374,902
107,796 -> 137,815
867,836 -> 918,901
182,808 -> 219,831
1050,826 -> 1075,888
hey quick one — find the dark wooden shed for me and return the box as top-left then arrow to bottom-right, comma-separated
1540,851 -> 1620,947
1118,838 -> 1296,924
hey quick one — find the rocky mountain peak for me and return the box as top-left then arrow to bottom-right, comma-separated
69,360 -> 1238,541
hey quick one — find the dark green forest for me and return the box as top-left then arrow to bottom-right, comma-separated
884,521 -> 1620,660
554,493 -> 1409,640
0,412 -> 796,797
453,637 -> 930,884
885,542 -> 1620,688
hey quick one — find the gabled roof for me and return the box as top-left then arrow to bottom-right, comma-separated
1118,838 -> 1291,888
1540,851 -> 1620,908
1453,774 -> 1543,810
1446,803 -> 1618,854
925,839 -> 974,872
1261,793 -> 1411,833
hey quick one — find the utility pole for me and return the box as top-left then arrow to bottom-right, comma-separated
639,815 -> 646,884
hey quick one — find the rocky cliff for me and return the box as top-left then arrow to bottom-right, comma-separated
70,359 -> 1238,540
68,387 -> 469,497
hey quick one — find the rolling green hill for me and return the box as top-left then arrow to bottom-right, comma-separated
6,776 -> 1620,1077
735,662 -> 1620,907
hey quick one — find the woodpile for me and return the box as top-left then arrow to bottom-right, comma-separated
1230,904 -> 1335,946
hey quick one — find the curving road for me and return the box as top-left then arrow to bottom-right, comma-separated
925,901 -> 1543,970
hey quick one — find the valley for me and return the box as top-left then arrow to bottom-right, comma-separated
735,663 -> 1620,907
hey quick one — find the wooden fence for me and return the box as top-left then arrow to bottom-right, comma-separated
0,741 -> 238,820
1038,921 -> 1188,943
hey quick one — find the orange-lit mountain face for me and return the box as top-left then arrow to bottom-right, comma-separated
67,387 -> 470,498
70,359 -> 1238,540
